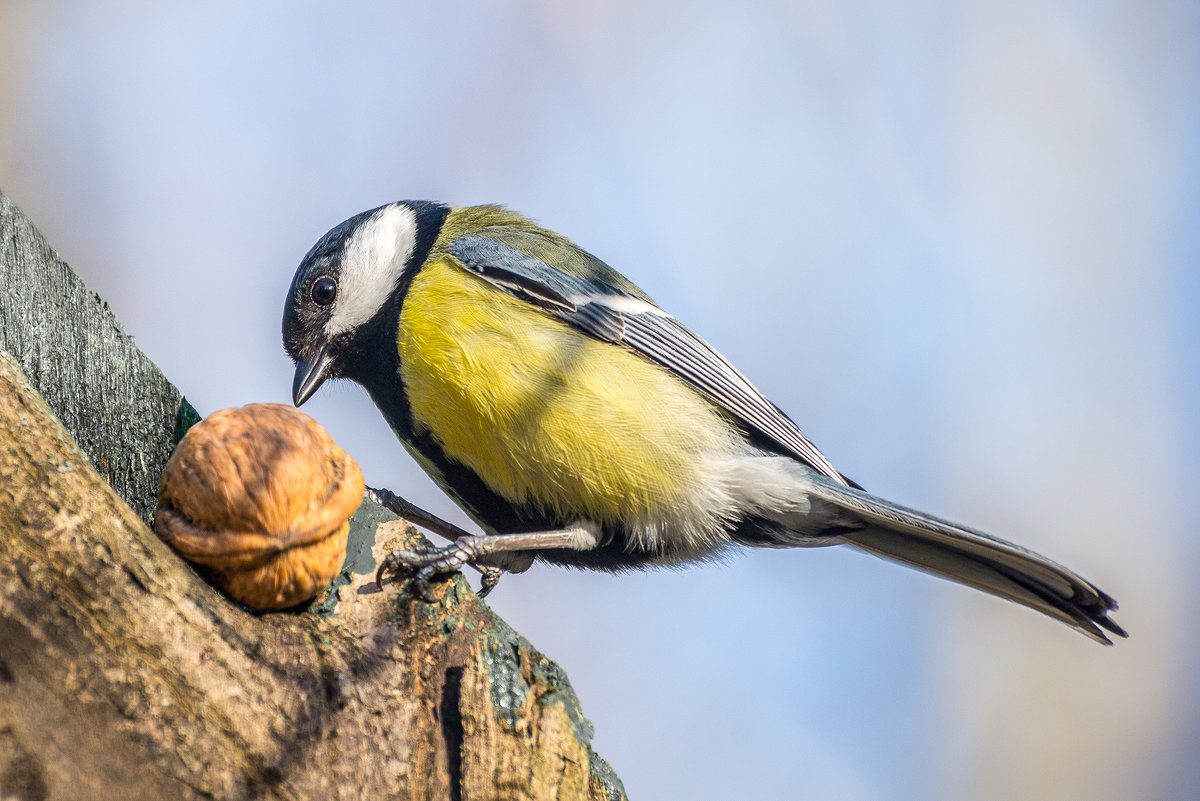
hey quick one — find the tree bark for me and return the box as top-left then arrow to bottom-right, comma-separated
0,191 -> 626,801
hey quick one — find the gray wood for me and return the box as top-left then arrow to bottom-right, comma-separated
0,189 -> 197,525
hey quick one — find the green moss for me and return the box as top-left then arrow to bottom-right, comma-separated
172,398 -> 202,446
481,632 -> 530,730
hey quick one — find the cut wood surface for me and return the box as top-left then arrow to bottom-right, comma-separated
0,191 -> 625,801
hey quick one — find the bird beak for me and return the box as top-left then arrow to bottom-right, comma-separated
292,345 -> 334,407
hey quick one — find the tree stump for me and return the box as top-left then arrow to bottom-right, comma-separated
0,190 -> 626,801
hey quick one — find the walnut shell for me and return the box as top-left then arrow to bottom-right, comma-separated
155,403 -> 364,610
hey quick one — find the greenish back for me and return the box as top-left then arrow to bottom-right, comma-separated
436,205 -> 654,302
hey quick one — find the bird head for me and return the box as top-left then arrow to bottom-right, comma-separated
282,201 -> 448,405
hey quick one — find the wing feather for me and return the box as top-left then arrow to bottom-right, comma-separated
449,234 -> 848,483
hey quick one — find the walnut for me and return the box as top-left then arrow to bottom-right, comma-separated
155,403 -> 364,610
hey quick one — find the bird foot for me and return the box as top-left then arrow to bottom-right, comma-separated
377,535 -> 501,601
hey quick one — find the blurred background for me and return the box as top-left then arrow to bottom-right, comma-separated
1,2 -> 1196,798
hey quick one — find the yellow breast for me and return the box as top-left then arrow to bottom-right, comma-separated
397,256 -> 739,527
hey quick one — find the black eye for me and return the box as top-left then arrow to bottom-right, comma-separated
311,277 -> 337,306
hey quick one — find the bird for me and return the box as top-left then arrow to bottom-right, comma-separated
282,201 -> 1125,644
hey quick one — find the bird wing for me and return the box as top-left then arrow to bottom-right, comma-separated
447,233 -> 848,484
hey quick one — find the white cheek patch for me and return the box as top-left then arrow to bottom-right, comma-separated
325,204 -> 418,336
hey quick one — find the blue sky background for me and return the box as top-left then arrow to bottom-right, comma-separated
2,2 -> 1197,799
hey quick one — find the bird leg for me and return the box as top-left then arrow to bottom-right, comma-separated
366,486 -> 473,541
376,519 -> 602,601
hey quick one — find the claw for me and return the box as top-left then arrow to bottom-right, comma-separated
412,564 -> 438,602
366,486 -> 518,599
376,535 -> 492,600
477,566 -> 503,598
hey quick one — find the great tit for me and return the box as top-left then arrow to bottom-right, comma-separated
282,201 -> 1125,644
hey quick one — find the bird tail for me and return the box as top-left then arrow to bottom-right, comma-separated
801,474 -> 1127,644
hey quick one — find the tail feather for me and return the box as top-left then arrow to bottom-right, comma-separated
803,475 -> 1126,644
